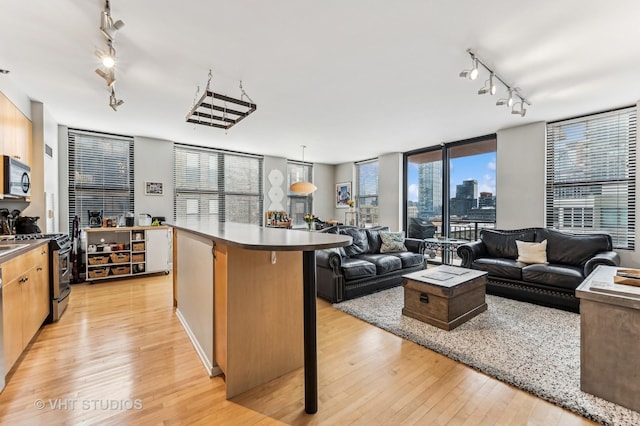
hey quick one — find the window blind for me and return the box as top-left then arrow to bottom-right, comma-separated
546,107 -> 636,249
356,159 -> 379,226
174,144 -> 263,224
68,129 -> 134,231
287,161 -> 313,226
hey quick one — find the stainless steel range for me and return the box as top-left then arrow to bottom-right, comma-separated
0,233 -> 71,322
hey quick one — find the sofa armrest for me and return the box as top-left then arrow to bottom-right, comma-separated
316,248 -> 343,272
456,240 -> 488,268
584,251 -> 621,276
404,237 -> 425,254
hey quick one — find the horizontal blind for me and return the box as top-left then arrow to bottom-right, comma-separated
356,159 -> 379,226
546,107 -> 636,249
68,129 -> 134,231
287,161 -> 313,226
174,144 -> 263,224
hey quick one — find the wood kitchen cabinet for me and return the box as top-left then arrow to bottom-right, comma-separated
2,243 -> 49,373
0,91 -> 32,167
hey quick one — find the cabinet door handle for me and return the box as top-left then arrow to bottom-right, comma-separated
37,267 -> 43,271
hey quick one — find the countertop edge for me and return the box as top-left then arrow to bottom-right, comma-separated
0,239 -> 49,264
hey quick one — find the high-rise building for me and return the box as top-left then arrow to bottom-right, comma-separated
478,191 -> 495,208
451,179 -> 478,217
417,161 -> 442,218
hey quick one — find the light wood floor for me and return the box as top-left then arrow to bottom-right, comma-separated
0,273 -> 595,425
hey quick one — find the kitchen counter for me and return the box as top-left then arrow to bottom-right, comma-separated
84,225 -> 169,232
0,239 -> 49,263
169,220 -> 351,414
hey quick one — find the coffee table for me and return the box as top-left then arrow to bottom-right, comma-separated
402,265 -> 488,330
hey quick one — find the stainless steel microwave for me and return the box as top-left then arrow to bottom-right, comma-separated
3,156 -> 31,197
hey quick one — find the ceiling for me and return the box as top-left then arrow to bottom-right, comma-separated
1,1 -> 639,165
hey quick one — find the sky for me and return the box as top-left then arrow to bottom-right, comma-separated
407,152 -> 497,202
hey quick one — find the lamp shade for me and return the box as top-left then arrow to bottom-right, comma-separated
290,181 -> 317,195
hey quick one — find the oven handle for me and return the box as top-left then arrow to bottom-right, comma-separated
57,246 -> 72,257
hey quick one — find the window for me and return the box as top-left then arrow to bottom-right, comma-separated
174,144 -> 263,224
287,162 -> 313,226
546,107 -> 636,249
68,129 -> 134,231
356,160 -> 379,226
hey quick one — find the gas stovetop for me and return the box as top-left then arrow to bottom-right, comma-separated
0,233 -> 70,250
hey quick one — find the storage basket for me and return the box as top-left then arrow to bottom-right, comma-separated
111,265 -> 131,276
88,267 -> 110,278
131,253 -> 145,263
110,253 -> 130,264
132,242 -> 145,252
88,255 -> 110,265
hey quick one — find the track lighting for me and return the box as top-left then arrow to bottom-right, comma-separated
109,88 -> 124,111
496,88 -> 514,107
96,42 -> 116,68
99,0 -> 125,41
95,68 -> 115,86
459,54 -> 479,80
478,72 -> 496,95
511,102 -> 526,117
460,49 -> 531,117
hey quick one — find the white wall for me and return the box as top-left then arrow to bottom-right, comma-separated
496,122 -> 546,229
313,163 -> 336,222
133,136 -> 174,223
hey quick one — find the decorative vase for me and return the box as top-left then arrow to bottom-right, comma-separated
307,222 -> 312,231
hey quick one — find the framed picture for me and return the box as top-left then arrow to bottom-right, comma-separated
145,181 -> 164,196
335,181 -> 352,208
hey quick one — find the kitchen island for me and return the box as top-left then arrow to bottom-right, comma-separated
169,220 -> 351,414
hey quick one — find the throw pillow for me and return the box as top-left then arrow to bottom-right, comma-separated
515,239 -> 548,264
379,231 -> 408,253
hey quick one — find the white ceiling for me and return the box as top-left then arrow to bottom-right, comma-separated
1,1 -> 639,164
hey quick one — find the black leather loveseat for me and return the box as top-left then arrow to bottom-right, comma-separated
456,228 -> 620,312
315,226 -> 426,302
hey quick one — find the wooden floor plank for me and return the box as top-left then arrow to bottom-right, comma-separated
0,273 -> 595,425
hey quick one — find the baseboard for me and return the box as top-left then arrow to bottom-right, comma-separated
175,308 -> 223,377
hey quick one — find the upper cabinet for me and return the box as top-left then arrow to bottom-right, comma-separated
0,91 -> 32,168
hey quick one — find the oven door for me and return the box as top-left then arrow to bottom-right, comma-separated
54,246 -> 71,299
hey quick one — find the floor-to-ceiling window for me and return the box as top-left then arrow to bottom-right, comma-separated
404,135 -> 497,263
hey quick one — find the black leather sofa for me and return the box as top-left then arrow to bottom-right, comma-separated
456,228 -> 620,312
315,225 -> 426,302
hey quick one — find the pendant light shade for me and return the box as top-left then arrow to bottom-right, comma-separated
289,145 -> 317,195
289,181 -> 317,195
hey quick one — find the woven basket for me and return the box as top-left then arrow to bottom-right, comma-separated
88,267 -> 110,278
132,242 -> 145,252
88,255 -> 110,265
131,253 -> 145,263
110,253 -> 130,264
111,265 -> 131,276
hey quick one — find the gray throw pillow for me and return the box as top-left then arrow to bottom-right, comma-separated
379,231 -> 407,253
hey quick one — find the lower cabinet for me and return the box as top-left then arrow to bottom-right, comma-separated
3,245 -> 49,373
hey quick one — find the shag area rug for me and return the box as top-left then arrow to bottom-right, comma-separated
333,287 -> 639,426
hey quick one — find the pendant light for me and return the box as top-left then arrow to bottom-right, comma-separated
289,145 -> 317,195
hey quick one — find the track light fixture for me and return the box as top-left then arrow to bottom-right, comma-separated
109,88 -> 124,111
96,0 -> 124,110
95,68 -> 115,86
511,101 -> 526,117
100,0 -> 125,41
459,54 -> 479,80
460,49 -> 531,117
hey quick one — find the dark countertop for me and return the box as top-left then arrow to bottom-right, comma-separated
168,220 -> 351,251
0,239 -> 49,263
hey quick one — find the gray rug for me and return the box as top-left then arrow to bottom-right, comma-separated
333,287 -> 640,426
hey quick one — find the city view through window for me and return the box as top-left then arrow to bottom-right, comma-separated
406,139 -> 497,262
